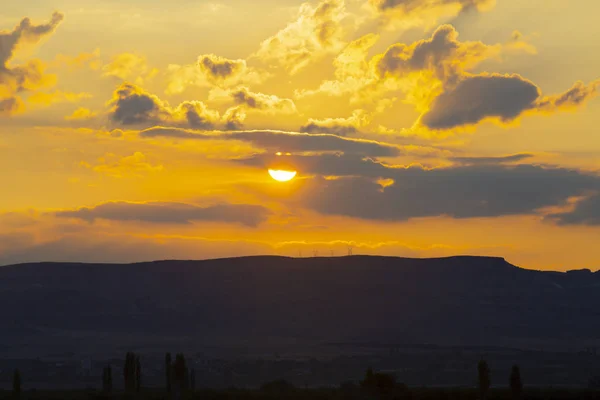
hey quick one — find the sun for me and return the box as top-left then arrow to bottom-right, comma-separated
268,169 -> 297,182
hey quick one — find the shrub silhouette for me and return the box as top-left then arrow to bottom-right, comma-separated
361,368 -> 398,397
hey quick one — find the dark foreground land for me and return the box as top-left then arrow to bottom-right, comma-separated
3,387 -> 600,400
2,255 -> 600,389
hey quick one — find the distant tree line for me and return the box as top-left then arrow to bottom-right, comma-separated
256,362 -> 523,400
16,354 -> 600,400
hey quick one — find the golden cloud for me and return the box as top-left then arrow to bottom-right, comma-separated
65,107 -> 98,121
51,49 -> 102,70
367,0 -> 496,30
102,53 -> 158,84
254,0 -> 347,74
28,90 -> 93,106
295,33 -> 381,100
81,152 -> 164,178
299,24 -> 595,133
165,54 -> 268,95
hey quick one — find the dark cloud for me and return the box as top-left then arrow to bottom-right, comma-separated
299,122 -> 358,136
0,232 -> 273,266
312,0 -> 344,47
289,163 -> 600,221
537,80 -> 600,111
372,24 -> 599,131
239,152 -> 539,179
0,12 -> 64,115
377,24 -> 489,82
0,12 -> 64,66
108,83 -> 235,129
110,83 -> 167,125
140,127 -> 402,157
450,153 -> 535,165
0,97 -> 22,115
236,153 -> 396,177
421,74 -> 600,130
232,89 -> 260,108
55,201 -> 271,227
421,74 -> 540,129
0,232 -> 34,254
299,110 -> 370,136
369,0 -> 494,31
198,54 -> 245,80
229,87 -> 296,113
371,0 -> 489,11
179,101 -> 220,129
232,151 -> 600,225
139,127 -> 212,139
548,193 -> 600,226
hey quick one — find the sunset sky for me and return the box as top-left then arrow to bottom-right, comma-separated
1,0 -> 599,269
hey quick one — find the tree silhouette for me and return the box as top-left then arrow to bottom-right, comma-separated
362,368 -> 375,388
12,369 -> 21,399
184,365 -> 190,390
478,359 -> 491,400
165,353 -> 172,393
135,356 -> 141,393
102,365 -> 113,394
589,375 -> 600,389
173,353 -> 188,393
190,368 -> 196,392
123,352 -> 139,393
510,364 -> 523,399
123,352 -> 131,392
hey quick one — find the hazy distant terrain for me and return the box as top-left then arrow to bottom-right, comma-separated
1,255 -> 599,359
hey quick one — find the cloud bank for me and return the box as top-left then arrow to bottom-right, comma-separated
55,201 -> 271,227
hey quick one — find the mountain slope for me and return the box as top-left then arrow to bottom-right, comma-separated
1,255 -> 599,356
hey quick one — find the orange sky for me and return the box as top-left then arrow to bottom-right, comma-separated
1,0 -> 600,270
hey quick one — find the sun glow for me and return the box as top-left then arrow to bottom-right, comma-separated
268,169 -> 297,182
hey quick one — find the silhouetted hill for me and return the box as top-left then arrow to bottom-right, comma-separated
1,255 -> 599,357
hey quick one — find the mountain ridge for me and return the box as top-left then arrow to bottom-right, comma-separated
7,254 -> 594,274
1,255 -> 599,358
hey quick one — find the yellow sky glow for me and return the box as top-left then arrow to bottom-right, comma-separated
1,0 -> 600,270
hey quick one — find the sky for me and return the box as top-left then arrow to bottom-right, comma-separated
1,0 -> 599,270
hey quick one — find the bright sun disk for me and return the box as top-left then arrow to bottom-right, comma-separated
268,169 -> 297,182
